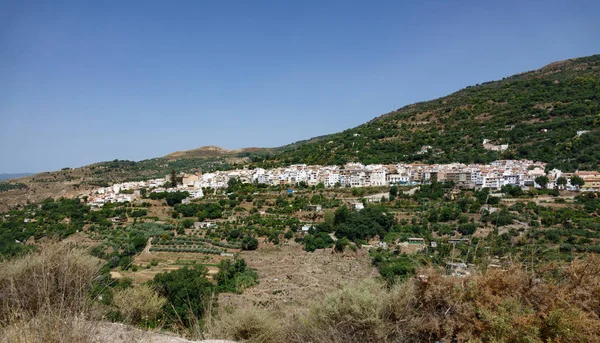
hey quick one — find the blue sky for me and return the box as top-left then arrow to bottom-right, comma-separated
1,0 -> 599,173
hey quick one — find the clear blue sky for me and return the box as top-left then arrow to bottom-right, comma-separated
1,0 -> 599,173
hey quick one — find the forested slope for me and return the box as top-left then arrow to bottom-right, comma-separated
273,55 -> 600,171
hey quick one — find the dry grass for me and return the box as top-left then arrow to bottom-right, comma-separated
0,312 -> 100,343
113,284 -> 167,325
288,279 -> 386,343
207,257 -> 600,343
205,306 -> 284,343
0,242 -> 103,343
0,241 -> 102,320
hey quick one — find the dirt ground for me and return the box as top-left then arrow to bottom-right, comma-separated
119,250 -> 227,284
218,240 -> 378,312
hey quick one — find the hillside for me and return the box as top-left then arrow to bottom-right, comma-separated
1,54 -> 599,210
0,148 -> 265,211
273,55 -> 600,171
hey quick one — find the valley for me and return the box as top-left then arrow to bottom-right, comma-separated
2,54 -> 600,342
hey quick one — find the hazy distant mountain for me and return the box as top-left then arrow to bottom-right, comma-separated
0,173 -> 33,181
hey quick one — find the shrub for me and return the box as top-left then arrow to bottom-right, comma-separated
290,279 -> 385,342
242,236 -> 258,251
0,242 -> 102,343
113,284 -> 166,325
206,306 -> 283,343
0,242 -> 101,322
151,265 -> 215,327
284,258 -> 600,342
0,313 -> 99,343
215,258 -> 258,293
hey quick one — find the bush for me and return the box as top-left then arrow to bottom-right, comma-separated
0,242 -> 102,343
0,313 -> 99,343
215,258 -> 258,293
182,218 -> 195,228
303,232 -> 334,252
0,242 -> 101,322
290,279 -> 385,342
206,307 -> 282,343
151,265 -> 215,327
113,284 -> 166,325
119,255 -> 133,271
242,236 -> 259,251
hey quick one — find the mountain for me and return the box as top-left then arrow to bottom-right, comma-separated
1,54 -> 599,210
272,55 -> 600,171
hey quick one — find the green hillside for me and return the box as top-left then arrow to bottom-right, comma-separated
271,55 -> 600,171
4,54 -> 600,204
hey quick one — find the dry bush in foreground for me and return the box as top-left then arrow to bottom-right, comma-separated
205,306 -> 284,343
0,312 -> 99,343
114,284 -> 167,325
209,257 -> 600,343
0,242 -> 103,343
288,278 -> 386,343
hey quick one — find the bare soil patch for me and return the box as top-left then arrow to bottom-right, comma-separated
218,241 -> 378,312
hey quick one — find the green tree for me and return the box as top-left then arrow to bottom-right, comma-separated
389,185 -> 398,198
556,176 -> 567,189
570,175 -> 585,190
535,175 -> 549,189
241,236 -> 258,250
151,265 -> 215,327
170,169 -> 177,188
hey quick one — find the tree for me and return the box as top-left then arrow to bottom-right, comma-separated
389,185 -> 398,198
241,236 -> 258,250
151,265 -> 215,327
170,169 -> 177,188
556,176 -> 567,189
570,175 -> 585,190
165,191 -> 189,206
501,184 -> 524,197
535,175 -> 549,189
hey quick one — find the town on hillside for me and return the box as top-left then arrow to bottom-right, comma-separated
87,159 -> 600,207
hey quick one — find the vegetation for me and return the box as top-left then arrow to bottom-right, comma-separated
5,50 -> 600,343
0,182 -> 27,193
269,55 -> 600,172
0,243 -> 102,342
214,258 -> 259,293
150,265 -> 216,327
207,259 -> 600,343
148,191 -> 190,206
113,284 -> 166,326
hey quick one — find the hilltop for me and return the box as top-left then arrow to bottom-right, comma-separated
1,54 -> 599,210
164,146 -> 276,160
